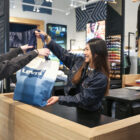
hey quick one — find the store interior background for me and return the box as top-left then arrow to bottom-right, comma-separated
10,0 -> 139,74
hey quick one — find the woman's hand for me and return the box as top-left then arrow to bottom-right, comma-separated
47,96 -> 59,106
35,30 -> 47,39
35,48 -> 50,57
35,30 -> 51,44
21,44 -> 33,52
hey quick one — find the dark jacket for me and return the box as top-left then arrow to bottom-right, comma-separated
47,40 -> 108,111
0,48 -> 38,80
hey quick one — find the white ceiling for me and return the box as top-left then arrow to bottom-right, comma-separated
10,0 -> 116,15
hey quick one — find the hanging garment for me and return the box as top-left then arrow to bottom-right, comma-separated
9,28 -> 36,48
26,31 -> 37,52
9,32 -> 23,48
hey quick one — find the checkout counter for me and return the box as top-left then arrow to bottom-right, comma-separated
0,93 -> 140,140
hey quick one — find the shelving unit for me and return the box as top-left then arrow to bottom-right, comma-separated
106,35 -> 121,80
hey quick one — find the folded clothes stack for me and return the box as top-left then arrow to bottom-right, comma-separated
136,79 -> 140,84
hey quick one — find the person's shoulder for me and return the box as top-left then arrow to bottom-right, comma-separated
75,55 -> 84,61
92,70 -> 108,83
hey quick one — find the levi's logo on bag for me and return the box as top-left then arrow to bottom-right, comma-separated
14,57 -> 59,107
21,67 -> 46,79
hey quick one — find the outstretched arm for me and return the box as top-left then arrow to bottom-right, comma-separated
0,45 -> 33,62
47,74 -> 107,111
0,48 -> 50,80
35,30 -> 79,69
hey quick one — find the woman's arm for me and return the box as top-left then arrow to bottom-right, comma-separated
35,30 -> 78,69
47,40 -> 78,69
58,75 -> 108,107
47,74 -> 108,110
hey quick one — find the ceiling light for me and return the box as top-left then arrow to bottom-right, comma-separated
36,7 -> 40,12
33,6 -> 36,11
65,11 -> 70,16
46,0 -> 53,2
10,0 -> 17,9
73,2 -> 77,8
103,0 -> 116,4
12,5 -> 16,9
81,5 -> 86,11
70,0 -> 74,7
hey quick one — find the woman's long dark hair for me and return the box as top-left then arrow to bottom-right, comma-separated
72,38 -> 110,96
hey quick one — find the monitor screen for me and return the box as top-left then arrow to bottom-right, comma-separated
47,23 -> 67,49
86,20 -> 105,42
47,23 -> 67,62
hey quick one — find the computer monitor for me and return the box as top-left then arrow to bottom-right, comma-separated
47,23 -> 67,63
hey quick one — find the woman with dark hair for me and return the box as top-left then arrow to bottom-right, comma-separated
35,30 -> 110,112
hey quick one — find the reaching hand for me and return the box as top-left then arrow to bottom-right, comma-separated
35,30 -> 51,44
47,96 -> 59,106
21,44 -> 33,52
36,48 -> 50,57
35,30 -> 47,39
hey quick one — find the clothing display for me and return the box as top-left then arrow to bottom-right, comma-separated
106,35 -> 121,79
9,27 -> 36,48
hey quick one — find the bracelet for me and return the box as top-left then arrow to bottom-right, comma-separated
34,49 -> 39,55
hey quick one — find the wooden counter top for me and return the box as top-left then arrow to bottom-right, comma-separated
0,93 -> 140,140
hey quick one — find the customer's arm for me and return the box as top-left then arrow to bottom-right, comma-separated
0,48 -> 50,80
0,48 -> 23,62
0,44 -> 34,62
0,50 -> 37,80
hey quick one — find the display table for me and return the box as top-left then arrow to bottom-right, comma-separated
125,83 -> 140,87
0,93 -> 140,140
104,88 -> 140,118
107,88 -> 140,102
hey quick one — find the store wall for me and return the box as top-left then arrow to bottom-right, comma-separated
74,31 -> 86,50
125,1 -> 139,74
10,0 -> 140,66
10,0 -> 76,50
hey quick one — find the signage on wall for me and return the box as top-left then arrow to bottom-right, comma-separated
86,20 -> 105,42
76,1 -> 107,31
22,0 -> 52,15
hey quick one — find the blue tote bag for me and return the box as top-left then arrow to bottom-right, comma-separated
14,57 -> 59,107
